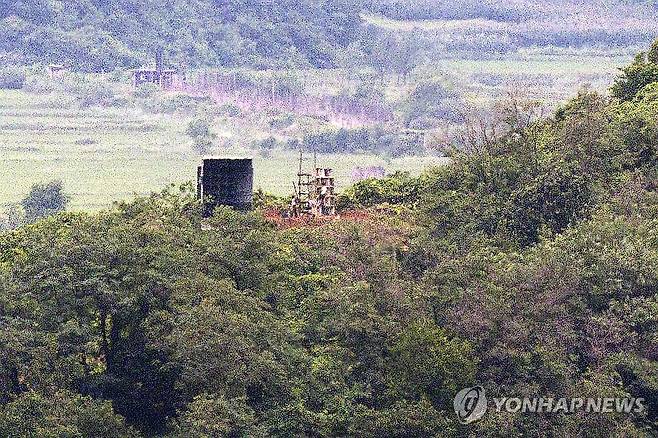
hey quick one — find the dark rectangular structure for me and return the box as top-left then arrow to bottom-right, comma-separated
198,158 -> 253,217
132,68 -> 176,89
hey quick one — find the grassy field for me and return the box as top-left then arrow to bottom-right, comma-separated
362,11 -> 635,105
0,38 -> 633,213
0,90 -> 447,211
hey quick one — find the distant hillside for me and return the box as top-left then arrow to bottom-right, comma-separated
0,0 -> 363,71
1,0 -> 656,72
364,0 -> 658,48
365,0 -> 657,22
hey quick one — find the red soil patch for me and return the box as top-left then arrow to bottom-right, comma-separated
263,209 -> 375,229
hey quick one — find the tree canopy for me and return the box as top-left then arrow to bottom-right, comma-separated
0,0 -> 363,71
0,41 -> 657,437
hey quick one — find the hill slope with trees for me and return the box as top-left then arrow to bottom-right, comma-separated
0,0 -> 363,71
2,0 -> 657,72
0,40 -> 657,437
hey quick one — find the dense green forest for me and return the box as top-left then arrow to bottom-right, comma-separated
0,41 -> 657,436
2,0 -> 657,72
0,0 -> 364,70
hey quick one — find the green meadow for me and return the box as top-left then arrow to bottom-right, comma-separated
0,90 -> 446,211
0,46 -> 631,212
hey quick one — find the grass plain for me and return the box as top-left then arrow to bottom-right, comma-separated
0,90 -> 446,211
0,36 -> 633,212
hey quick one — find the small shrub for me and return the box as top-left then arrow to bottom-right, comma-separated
217,103 -> 242,117
337,172 -> 422,210
0,66 -> 26,89
21,180 -> 69,223
23,75 -> 57,94
269,113 -> 295,130
253,189 -> 288,211
133,123 -> 159,132
256,136 -> 277,150
108,95 -> 134,108
73,81 -> 115,108
186,117 -> 217,154
43,93 -> 78,108
133,83 -> 160,99
255,136 -> 278,158
147,94 -> 213,113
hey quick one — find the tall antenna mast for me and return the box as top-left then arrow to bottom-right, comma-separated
298,148 -> 303,176
297,147 -> 304,201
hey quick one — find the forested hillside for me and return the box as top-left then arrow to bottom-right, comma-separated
364,0 -> 658,49
2,0 -> 657,72
0,0 -> 363,71
0,41 -> 657,436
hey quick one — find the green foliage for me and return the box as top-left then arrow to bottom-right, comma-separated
504,160 -> 596,246
300,127 -> 426,157
0,186 -> 454,436
2,43 -> 658,438
0,66 -> 26,89
132,83 -> 160,99
252,189 -> 288,212
218,103 -> 242,118
66,77 -> 116,108
337,171 -> 423,210
20,72 -> 118,108
185,116 -> 217,154
0,0 -> 364,71
21,180 -> 69,224
255,136 -> 278,158
146,94 -> 214,114
0,391 -> 139,437
389,321 -> 476,406
418,83 -> 658,248
612,39 -> 658,101
269,113 -> 295,130
608,82 -> 658,170
367,29 -> 427,81
170,394 -> 265,437
404,80 -> 463,127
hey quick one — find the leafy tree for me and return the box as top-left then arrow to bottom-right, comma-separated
0,66 -> 25,89
388,321 -> 476,407
0,390 -> 138,437
21,180 -> 69,223
337,171 -> 423,209
186,116 -> 217,154
612,39 -> 658,102
169,394 -> 265,437
404,80 -> 463,128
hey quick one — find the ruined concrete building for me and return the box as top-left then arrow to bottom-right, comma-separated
132,68 -> 176,88
132,50 -> 177,89
47,64 -> 67,79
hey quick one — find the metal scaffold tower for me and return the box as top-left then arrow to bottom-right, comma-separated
290,151 -> 336,218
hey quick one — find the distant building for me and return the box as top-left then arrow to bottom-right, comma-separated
47,64 -> 67,78
132,68 -> 176,89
